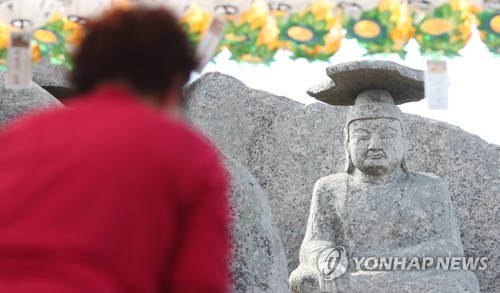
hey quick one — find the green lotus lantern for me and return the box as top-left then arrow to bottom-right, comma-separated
471,0 -> 500,55
189,0 -> 254,62
0,23 -> 8,71
31,13 -> 85,70
412,0 -> 474,57
30,0 -> 118,70
222,0 -> 279,64
180,2 -> 213,48
342,0 -> 415,58
276,0 -> 342,62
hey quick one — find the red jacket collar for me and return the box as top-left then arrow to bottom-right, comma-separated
90,84 -> 139,102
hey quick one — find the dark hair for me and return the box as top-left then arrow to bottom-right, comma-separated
70,7 -> 197,102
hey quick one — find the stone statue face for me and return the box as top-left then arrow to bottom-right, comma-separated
347,118 -> 405,176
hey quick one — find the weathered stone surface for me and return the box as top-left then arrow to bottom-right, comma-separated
0,73 -> 62,127
32,59 -> 76,99
307,60 -> 424,105
224,154 -> 289,293
32,58 -> 71,88
291,63 -> 478,292
186,72 -> 500,292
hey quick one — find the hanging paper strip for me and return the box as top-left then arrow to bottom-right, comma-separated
277,0 -> 342,61
413,0 -> 473,57
0,28 -> 39,72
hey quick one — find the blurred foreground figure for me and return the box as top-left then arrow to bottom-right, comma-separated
0,8 -> 230,293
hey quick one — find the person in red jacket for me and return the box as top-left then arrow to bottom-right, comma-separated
0,7 -> 230,293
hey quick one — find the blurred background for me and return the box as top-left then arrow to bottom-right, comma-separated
0,0 -> 498,143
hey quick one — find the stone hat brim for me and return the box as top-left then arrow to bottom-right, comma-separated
307,60 -> 424,106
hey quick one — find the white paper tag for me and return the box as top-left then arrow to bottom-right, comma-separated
6,31 -> 32,89
425,60 -> 449,110
195,17 -> 227,73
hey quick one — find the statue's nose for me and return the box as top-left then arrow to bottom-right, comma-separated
368,134 -> 382,149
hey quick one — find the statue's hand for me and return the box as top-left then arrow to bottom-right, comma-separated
289,264 -> 322,293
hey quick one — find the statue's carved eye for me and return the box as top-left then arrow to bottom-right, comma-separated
351,129 -> 371,140
379,129 -> 400,139
379,133 -> 396,139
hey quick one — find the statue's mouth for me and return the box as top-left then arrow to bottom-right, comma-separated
365,151 -> 386,159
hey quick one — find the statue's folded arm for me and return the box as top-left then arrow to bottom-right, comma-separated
299,175 -> 344,268
387,173 -> 465,258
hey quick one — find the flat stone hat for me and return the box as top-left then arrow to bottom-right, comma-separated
307,60 -> 424,105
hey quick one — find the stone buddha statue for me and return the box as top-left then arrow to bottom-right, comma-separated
289,61 -> 480,292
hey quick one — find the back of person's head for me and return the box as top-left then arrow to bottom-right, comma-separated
71,7 -> 197,104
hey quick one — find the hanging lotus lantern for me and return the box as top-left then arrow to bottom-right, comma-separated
264,0 -> 304,31
276,0 -> 343,61
297,10 -> 342,61
27,0 -> 114,70
31,12 -> 86,70
470,0 -> 500,55
193,0 -> 253,60
0,22 -> 9,70
412,0 -> 474,57
279,0 -> 342,61
336,0 -> 379,44
179,1 -> 214,48
55,0 -> 115,47
220,0 -> 279,64
266,0 -> 315,53
341,0 -> 414,58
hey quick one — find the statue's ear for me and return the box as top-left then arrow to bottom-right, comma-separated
401,139 -> 409,172
344,127 -> 354,173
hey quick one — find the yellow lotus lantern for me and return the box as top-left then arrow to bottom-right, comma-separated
268,0 -> 314,54
222,0 -> 280,64
276,0 -> 342,61
31,12 -> 87,70
0,22 -> 10,70
26,0 -> 120,70
412,0 -> 474,57
179,1 -> 214,48
470,0 -> 500,56
342,0 -> 414,58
